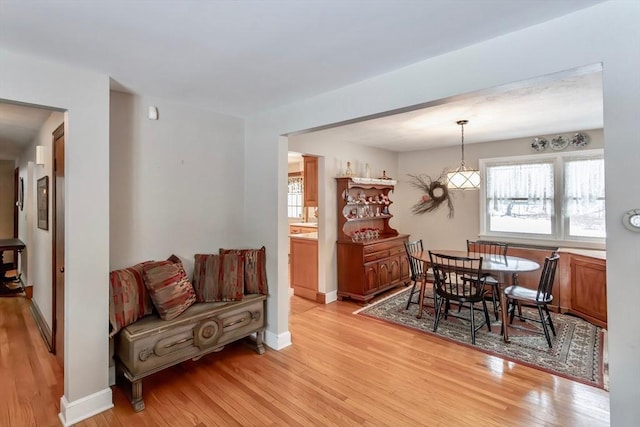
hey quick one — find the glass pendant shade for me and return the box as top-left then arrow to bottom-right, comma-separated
447,164 -> 481,189
447,119 -> 480,190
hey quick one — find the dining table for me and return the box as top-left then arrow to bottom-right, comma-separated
411,249 -> 540,343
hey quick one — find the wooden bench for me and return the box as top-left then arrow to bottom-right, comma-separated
115,294 -> 266,412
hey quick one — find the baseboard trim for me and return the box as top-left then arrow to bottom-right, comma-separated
59,388 -> 113,426
265,330 -> 292,350
29,299 -> 53,352
324,290 -> 338,304
109,365 -> 116,386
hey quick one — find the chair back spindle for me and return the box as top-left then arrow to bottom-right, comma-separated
467,240 -> 508,260
404,240 -> 424,280
536,252 -> 560,303
428,251 -> 492,344
429,252 -> 485,301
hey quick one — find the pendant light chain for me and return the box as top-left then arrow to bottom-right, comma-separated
460,121 -> 465,166
457,119 -> 468,166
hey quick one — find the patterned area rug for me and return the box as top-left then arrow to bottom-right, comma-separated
356,287 -> 607,390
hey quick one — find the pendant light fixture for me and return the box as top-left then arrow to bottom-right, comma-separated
447,120 -> 480,190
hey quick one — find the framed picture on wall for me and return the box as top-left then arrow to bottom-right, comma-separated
37,176 -> 48,230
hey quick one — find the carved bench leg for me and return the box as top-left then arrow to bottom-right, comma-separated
131,379 -> 145,412
244,329 -> 266,355
115,363 -> 145,412
255,328 -> 265,355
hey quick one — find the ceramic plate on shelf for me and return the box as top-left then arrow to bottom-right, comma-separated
571,132 -> 590,147
550,135 -> 569,150
531,137 -> 548,152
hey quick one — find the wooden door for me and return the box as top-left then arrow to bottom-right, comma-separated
52,123 -> 65,369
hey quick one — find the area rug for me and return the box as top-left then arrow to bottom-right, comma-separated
356,287 -> 607,390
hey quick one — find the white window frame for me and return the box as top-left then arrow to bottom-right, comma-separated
288,173 -> 304,219
479,149 -> 605,249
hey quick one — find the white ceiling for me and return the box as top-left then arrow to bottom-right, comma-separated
0,102 -> 54,157
0,1 -> 605,157
293,66 -> 603,152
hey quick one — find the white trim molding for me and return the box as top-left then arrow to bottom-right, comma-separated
265,330 -> 292,350
58,388 -> 113,426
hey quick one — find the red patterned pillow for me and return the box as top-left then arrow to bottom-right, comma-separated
109,261 -> 155,337
192,254 -> 221,302
220,247 -> 268,295
193,252 -> 245,302
143,257 -> 197,320
217,251 -> 245,301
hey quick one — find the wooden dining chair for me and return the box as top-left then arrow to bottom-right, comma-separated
403,240 -> 423,310
504,252 -> 560,347
404,240 -> 438,318
466,240 -> 508,320
428,251 -> 491,345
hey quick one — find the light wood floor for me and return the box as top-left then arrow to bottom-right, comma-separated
1,291 -> 610,426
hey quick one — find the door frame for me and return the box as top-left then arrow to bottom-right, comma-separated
13,167 -> 19,261
51,122 -> 64,359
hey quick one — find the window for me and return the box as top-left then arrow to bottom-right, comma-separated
480,150 -> 604,244
288,174 -> 303,219
564,157 -> 605,238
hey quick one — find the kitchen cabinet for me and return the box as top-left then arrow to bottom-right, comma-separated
303,155 -> 318,207
558,249 -> 607,328
335,177 -> 409,302
290,235 -> 319,302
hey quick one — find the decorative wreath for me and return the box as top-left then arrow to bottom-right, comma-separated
408,173 -> 454,218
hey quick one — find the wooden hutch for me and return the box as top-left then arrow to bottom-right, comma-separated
336,177 -> 409,302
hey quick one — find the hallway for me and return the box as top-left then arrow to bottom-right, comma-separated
0,296 -> 63,426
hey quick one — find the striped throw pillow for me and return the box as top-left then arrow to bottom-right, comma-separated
143,257 -> 196,320
108,261 -> 155,337
219,247 -> 268,295
192,254 -> 221,302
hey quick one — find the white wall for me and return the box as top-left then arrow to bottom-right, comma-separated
0,49 -> 111,425
288,134 -> 397,299
246,3 -> 640,425
110,92 -> 245,274
396,129 -> 605,251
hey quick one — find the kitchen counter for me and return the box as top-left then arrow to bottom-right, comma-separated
558,248 -> 606,260
289,222 -> 318,228
289,232 -> 317,240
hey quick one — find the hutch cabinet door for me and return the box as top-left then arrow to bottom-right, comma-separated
363,262 -> 379,294
377,259 -> 391,290
388,256 -> 402,284
399,254 -> 410,283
